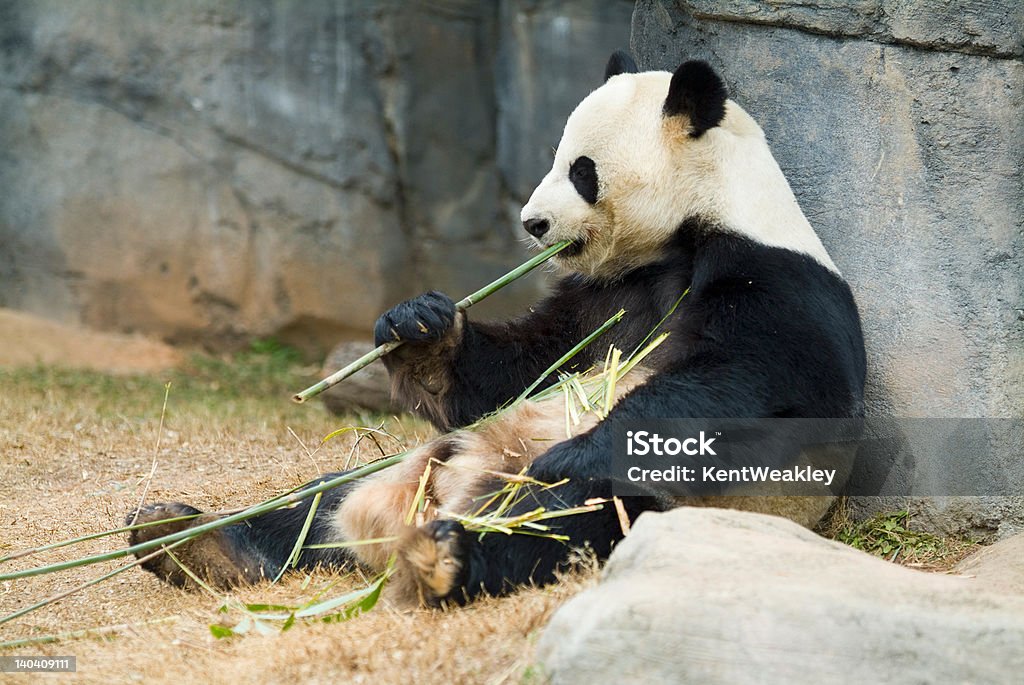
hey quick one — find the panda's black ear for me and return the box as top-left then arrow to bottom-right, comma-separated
604,50 -> 639,82
663,60 -> 728,137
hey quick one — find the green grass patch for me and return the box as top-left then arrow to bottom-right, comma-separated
829,509 -> 977,571
0,339 -> 321,425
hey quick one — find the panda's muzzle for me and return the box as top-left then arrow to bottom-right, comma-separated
522,217 -> 587,258
523,218 -> 550,238
560,238 -> 587,258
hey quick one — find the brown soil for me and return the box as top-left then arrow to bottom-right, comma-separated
0,308 -> 182,373
0,325 -> 588,685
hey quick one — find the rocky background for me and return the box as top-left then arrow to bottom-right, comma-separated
0,0 -> 633,356
631,1 -> 1023,538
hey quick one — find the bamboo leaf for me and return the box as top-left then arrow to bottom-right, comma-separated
209,624 -> 236,640
514,309 -> 625,404
303,536 -> 398,550
274,490 -> 323,582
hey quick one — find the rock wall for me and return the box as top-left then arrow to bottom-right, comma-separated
632,0 -> 1023,538
0,0 -> 633,355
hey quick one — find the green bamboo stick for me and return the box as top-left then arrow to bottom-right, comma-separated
0,539 -> 190,627
292,240 -> 571,403
0,617 -> 178,650
0,514 -> 202,564
0,479 -> 336,565
0,452 -> 407,583
514,309 -> 625,404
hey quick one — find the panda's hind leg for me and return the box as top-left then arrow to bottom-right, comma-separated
127,477 -> 359,589
331,438 -> 459,570
127,503 -> 271,588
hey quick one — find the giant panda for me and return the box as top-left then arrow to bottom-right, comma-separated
129,52 -> 866,607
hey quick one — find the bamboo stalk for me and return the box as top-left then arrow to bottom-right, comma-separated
0,514 -> 201,564
292,240 -> 571,403
513,309 -> 625,404
0,482 -> 329,566
0,617 -> 178,650
0,539 -> 191,627
0,453 -> 407,583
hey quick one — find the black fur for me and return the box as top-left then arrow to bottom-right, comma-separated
569,156 -> 599,204
663,60 -> 728,137
380,222 -> 864,433
604,49 -> 639,81
373,290 -> 456,346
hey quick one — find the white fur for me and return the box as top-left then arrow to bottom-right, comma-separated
521,71 -> 838,277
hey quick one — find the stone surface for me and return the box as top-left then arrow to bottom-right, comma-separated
680,0 -> 1024,58
495,0 -> 639,206
0,0 -> 632,357
537,507 -> 1024,684
954,531 -> 1024,596
631,0 -> 1024,538
319,340 -> 395,415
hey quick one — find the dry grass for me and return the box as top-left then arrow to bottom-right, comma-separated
0,357 -> 593,684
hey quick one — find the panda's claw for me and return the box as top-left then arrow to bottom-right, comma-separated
374,291 -> 457,347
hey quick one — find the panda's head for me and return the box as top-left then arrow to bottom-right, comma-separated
521,52 -> 836,279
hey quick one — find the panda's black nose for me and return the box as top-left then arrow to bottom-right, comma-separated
523,218 -> 550,238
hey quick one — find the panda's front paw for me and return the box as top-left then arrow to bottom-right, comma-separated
396,519 -> 471,607
374,291 -> 457,347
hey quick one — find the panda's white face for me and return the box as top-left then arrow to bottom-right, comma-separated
521,60 -> 837,279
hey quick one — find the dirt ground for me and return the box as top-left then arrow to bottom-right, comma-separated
0,309 -> 182,374
0,317 -> 588,684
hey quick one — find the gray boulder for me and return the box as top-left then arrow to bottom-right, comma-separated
955,531 -> 1024,597
537,507 -> 1024,684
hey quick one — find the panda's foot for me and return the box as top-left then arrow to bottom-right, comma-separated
395,519 -> 472,607
127,502 -> 266,589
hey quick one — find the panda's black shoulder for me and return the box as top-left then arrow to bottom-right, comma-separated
683,225 -> 866,409
691,227 -> 859,325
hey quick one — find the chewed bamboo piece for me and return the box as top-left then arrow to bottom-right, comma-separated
292,240 -> 572,403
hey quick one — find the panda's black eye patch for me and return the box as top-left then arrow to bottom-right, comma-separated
569,156 -> 599,205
